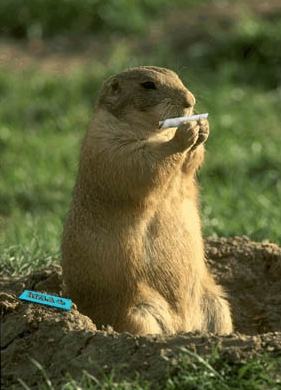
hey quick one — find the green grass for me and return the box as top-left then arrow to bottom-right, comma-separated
0,0 -> 203,38
18,351 -> 281,389
0,1 -> 280,276
1,59 -> 280,275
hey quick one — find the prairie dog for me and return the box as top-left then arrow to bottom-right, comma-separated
61,66 -> 233,335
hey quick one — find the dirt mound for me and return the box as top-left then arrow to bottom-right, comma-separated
1,237 -> 281,388
205,237 -> 281,334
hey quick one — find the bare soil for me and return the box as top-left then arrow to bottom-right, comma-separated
1,237 -> 281,389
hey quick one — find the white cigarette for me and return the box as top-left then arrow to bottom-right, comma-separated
159,113 -> 209,129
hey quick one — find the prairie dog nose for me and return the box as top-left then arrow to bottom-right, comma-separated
182,91 -> 196,108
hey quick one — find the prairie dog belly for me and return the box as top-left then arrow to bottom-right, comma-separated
143,194 -> 204,261
138,194 -> 205,305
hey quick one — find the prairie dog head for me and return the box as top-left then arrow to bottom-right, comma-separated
97,66 -> 196,134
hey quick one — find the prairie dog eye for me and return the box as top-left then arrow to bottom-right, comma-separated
140,81 -> 157,90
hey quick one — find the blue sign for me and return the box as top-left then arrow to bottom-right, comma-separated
19,290 -> 72,311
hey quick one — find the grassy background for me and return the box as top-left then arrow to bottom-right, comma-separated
1,1 -> 281,274
1,1 -> 281,276
1,65 -> 280,275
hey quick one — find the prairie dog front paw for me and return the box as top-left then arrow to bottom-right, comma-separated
173,121 -> 199,152
191,119 -> 209,150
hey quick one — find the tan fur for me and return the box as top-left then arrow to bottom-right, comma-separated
61,66 -> 233,335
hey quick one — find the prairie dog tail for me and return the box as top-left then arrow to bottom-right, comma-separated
200,277 -> 233,334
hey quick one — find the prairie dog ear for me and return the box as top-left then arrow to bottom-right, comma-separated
98,77 -> 122,111
110,78 -> 121,96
